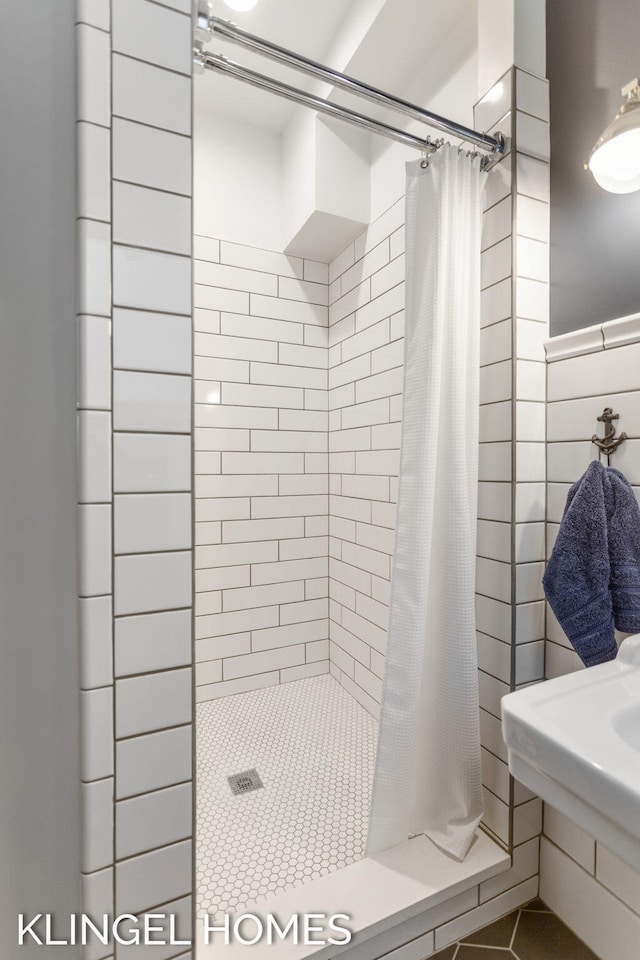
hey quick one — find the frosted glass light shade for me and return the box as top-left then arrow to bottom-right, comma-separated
588,93 -> 640,194
224,0 -> 258,10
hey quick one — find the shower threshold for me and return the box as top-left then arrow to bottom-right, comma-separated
197,830 -> 509,960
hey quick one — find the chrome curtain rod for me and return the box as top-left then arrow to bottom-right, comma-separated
195,8 -> 506,162
197,51 -> 441,155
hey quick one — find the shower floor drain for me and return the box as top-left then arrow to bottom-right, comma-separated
228,768 -> 264,796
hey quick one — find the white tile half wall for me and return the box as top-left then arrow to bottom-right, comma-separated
193,238 -> 331,701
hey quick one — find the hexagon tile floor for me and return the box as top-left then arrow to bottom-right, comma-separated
431,898 -> 599,959
196,674 -> 377,918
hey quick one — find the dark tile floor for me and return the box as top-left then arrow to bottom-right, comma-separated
431,899 -> 600,960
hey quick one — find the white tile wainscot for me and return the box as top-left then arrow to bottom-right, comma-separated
540,315 -> 640,959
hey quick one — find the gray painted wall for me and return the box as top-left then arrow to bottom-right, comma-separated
0,1 -> 81,956
547,0 -> 640,336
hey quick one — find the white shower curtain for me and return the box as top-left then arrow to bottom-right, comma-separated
366,146 -> 486,861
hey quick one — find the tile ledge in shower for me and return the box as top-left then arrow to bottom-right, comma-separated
197,830 -> 509,960
545,310 -> 640,362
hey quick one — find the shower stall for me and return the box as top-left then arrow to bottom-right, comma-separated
192,0 -> 510,925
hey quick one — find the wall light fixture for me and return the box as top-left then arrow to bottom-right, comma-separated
587,79 -> 640,194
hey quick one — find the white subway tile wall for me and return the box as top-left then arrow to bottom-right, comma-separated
542,325 -> 640,955
75,0 -> 193,954
194,238 -> 330,700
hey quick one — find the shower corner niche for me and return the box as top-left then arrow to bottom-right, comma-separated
283,115 -> 371,262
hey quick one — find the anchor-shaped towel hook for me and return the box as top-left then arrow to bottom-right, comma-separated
592,407 -> 627,465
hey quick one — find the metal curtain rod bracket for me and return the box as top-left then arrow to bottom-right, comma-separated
592,407 -> 627,464
195,4 -> 507,165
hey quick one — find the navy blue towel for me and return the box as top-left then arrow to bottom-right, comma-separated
543,459 -> 640,667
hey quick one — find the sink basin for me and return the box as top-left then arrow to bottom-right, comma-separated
502,634 -> 640,872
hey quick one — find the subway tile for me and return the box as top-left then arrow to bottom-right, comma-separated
112,0 -> 191,75
516,359 -> 545,401
596,845 -> 640,915
251,293 -> 327,327
478,481 -> 512,522
341,398 -> 390,430
371,339 -> 404,374
221,241 -> 303,279
81,687 -> 113,781
77,316 -> 111,410
224,645 -> 305,681
279,343 -> 328,369
476,557 -> 511,604
516,111 -> 550,161
250,361 -> 326,390
113,371 -> 191,433
477,519 -> 511,562
355,284 -> 404,332
196,659 -> 223,685
278,409 -> 328,432
516,441 -> 545,482
113,182 -> 191,256
356,367 -> 404,404
115,839 -> 191,915
515,599 -> 545,642
515,482 -> 545,522
113,309 -> 191,375
113,118 -> 191,196
114,551 -> 192,616
304,259 -> 328,284
482,196 -> 512,252
250,495 -> 327,519
222,517 -> 303,544
114,433 -> 191,493
475,72 -> 512,132
195,427 -> 249,452
196,540 -> 277,571
278,477 -> 329,497
330,281 -> 372,326
479,441 -> 512,482
517,236 -> 549,283
114,245 -> 191,315
479,401 -> 511,444
251,557 -> 328,586
77,122 -> 110,221
196,285 -> 249,314
305,578 -> 329,600
517,194 -> 549,243
281,599 -> 329,625
517,154 -> 550,202
78,220 -> 111,317
516,400 -> 545,441
477,632 -> 511,684
221,452 -> 304,474
480,359 -> 512,404
329,313 -> 356,347
279,275 -> 328,306
115,668 -> 191,739
516,70 -> 550,122
78,411 -> 111,504
195,260 -> 278,296
196,633 -> 251,663
281,661 -> 329,683
116,782 -> 192,861
479,670 -> 510,719
476,594 -> 511,643
252,620 -> 328,653
481,319 -> 512,366
196,606 -> 279,641
195,671 -> 279,702
195,475 -> 278,500
82,868 -> 113,960
116,724 -> 191,800
114,493 -> 191,555
77,25 -> 110,125
515,639 -> 544,683
513,797 -> 543,845
195,404 -> 277,431
518,277 -> 548,323
545,639 -> 583,680
223,581 -> 304,613
78,505 -> 112,597
370,255 -> 404,299
222,382 -> 303,409
79,596 -> 113,690
194,236 -> 220,263
480,707 -> 508,762
481,237 -> 512,290
82,779 -> 113,873
195,332 -> 276,364
330,622 -> 370,667
112,54 -> 190,135
515,522 -> 545,563
115,608 -> 191,677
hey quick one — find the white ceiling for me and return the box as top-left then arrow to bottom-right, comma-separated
197,0 -> 357,130
195,0 -> 478,136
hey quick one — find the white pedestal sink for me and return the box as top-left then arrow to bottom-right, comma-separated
502,634 -> 640,872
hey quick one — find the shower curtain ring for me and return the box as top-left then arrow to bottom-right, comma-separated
420,148 -> 429,169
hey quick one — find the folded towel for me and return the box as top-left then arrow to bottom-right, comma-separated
543,460 -> 617,666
